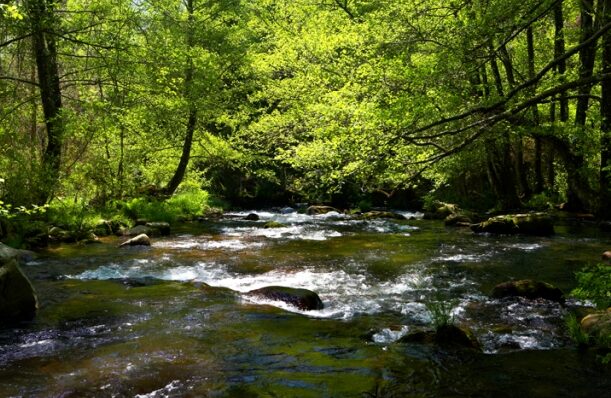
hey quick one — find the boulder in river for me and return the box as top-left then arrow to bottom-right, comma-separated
359,211 -> 406,220
119,233 -> 151,247
471,213 -> 554,236
491,279 -> 564,303
399,324 -> 480,350
423,201 -> 460,220
306,205 -> 340,215
0,258 -> 38,321
145,222 -> 171,236
0,242 -> 36,263
245,286 -> 324,311
244,213 -> 260,221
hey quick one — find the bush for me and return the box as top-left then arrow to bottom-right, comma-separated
571,264 -> 611,309
47,199 -> 102,239
121,188 -> 215,223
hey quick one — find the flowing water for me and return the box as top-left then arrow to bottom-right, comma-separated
1,210 -> 610,397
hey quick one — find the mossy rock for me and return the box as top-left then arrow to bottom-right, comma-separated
399,324 -> 480,350
145,222 -> 171,236
263,221 -> 286,229
423,201 -> 460,220
444,212 -> 473,226
471,213 -> 554,236
491,279 -> 564,303
306,205 -> 340,215
0,258 -> 38,321
580,308 -> 611,345
245,286 -> 324,311
359,211 -> 406,220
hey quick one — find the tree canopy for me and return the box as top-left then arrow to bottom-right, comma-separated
1,0 -> 610,215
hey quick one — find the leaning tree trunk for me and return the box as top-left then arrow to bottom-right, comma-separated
162,0 -> 197,196
27,0 -> 64,204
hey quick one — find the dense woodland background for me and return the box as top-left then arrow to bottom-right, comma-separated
1,0 -> 611,218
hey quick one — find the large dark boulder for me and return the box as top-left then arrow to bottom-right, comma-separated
306,205 -> 340,215
399,324 -> 480,350
0,258 -> 38,322
471,213 -> 554,236
244,213 -> 260,221
119,234 -> 151,247
145,222 -> 171,236
491,279 -> 564,303
245,286 -> 324,311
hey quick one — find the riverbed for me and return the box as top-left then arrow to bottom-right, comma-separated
1,211 -> 609,397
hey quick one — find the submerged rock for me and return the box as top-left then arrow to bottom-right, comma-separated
263,221 -> 286,229
119,233 -> 151,247
244,213 -> 260,221
280,207 -> 295,214
491,279 -> 564,303
471,213 -> 554,236
399,324 -> 480,350
245,286 -> 324,311
0,258 -> 38,322
306,205 -> 339,215
359,211 -> 406,220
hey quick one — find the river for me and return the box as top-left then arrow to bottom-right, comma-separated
1,210 -> 609,397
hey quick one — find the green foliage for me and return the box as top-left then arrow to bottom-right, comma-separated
425,298 -> 457,330
525,192 -> 555,211
122,188 -> 214,223
47,199 -> 102,239
565,314 -> 590,347
571,264 -> 611,309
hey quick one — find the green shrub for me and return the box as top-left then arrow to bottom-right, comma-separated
120,188 -> 215,223
565,314 -> 590,347
571,264 -> 611,309
525,192 -> 554,211
47,199 -> 102,239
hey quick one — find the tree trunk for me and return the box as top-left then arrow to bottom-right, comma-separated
600,0 -> 611,218
162,0 -> 197,196
575,0 -> 598,126
28,0 -> 64,204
